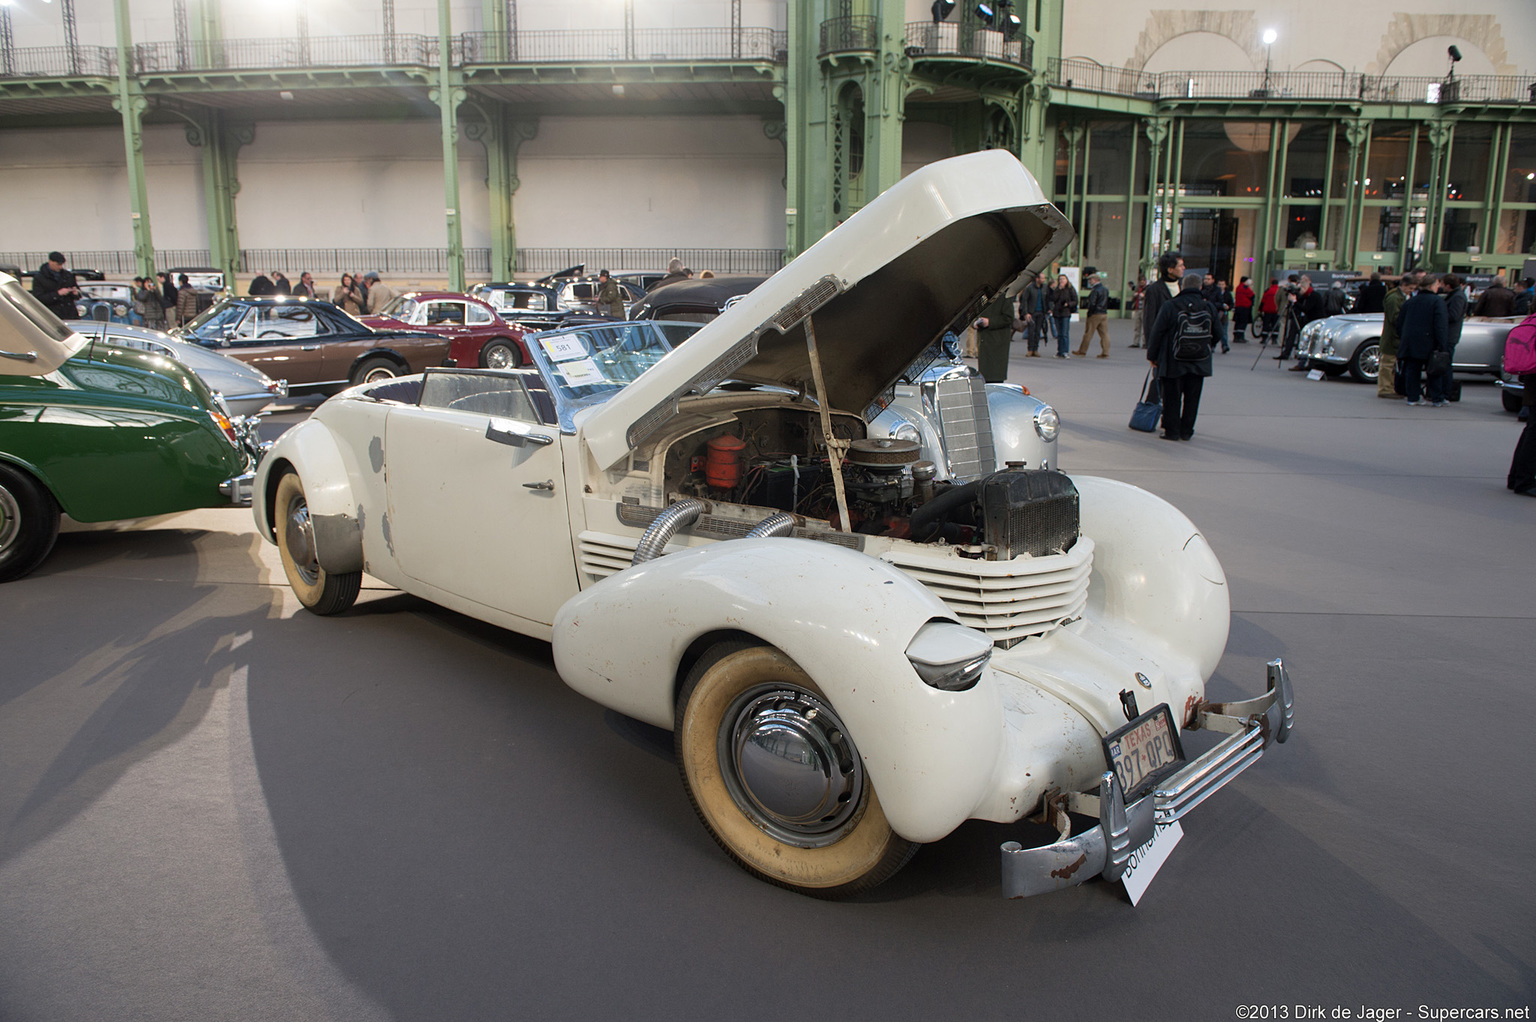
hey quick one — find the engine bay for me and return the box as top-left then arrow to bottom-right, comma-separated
662,405 -> 1078,559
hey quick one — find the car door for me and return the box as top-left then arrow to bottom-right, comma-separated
226,304 -> 334,384
383,370 -> 579,632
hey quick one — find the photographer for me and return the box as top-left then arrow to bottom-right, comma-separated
32,251 -> 81,320
1281,274 -> 1323,367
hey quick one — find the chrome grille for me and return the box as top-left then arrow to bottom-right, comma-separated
882,538 -> 1094,647
932,375 -> 996,482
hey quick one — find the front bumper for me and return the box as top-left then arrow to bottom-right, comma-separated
1001,658 -> 1294,899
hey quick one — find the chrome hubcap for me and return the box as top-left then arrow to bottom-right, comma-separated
720,685 -> 864,847
363,366 -> 396,383
283,496 -> 320,585
1361,344 -> 1380,378
485,345 -> 514,369
0,484 -> 18,554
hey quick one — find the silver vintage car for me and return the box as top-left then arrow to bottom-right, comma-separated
1297,312 -> 1521,384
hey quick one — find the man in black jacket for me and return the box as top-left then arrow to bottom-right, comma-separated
31,251 -> 80,320
1146,273 -> 1217,441
1283,274 -> 1326,368
1395,273 -> 1449,406
1074,272 -> 1111,357
1138,250 -> 1183,350
1355,272 -> 1387,314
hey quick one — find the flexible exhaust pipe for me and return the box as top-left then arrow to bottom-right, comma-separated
631,498 -> 706,565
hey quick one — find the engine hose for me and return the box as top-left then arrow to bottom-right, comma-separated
744,512 -> 796,539
907,478 -> 983,542
631,498 -> 706,566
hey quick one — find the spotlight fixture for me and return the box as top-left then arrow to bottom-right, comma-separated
1262,28 -> 1277,46
975,3 -> 995,26
1447,45 -> 1462,62
1002,11 -> 1021,39
930,0 -> 955,22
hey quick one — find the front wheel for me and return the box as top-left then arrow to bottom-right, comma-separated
1348,340 -> 1381,383
0,463 -> 61,583
479,338 -> 522,369
675,642 -> 918,898
273,472 -> 361,615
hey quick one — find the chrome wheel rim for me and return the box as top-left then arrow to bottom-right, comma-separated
283,494 -> 321,585
484,344 -> 515,369
363,365 -> 396,383
1360,343 -> 1380,379
0,484 -> 18,555
718,684 -> 864,848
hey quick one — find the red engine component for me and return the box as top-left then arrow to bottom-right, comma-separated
704,435 -> 745,489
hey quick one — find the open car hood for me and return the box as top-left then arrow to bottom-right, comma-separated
0,274 -> 86,376
580,150 -> 1073,469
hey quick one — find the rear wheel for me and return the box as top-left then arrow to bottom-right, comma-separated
479,338 -> 522,369
675,642 -> 918,898
0,463 -> 60,583
273,472 -> 361,615
1347,340 -> 1381,383
351,356 -> 400,386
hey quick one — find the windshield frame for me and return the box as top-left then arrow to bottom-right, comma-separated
524,320 -> 702,433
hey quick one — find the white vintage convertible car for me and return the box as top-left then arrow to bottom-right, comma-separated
253,151 -> 1293,900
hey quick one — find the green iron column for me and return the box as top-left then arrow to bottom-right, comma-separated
481,0 -> 508,61
193,0 -> 221,67
192,111 -> 252,285
861,0 -> 908,202
112,0 -> 155,276
434,0 -> 466,291
1316,121 -> 1337,263
1398,124 -> 1419,271
1118,124 -> 1137,312
1341,120 -> 1371,270
1060,122 -> 1082,263
1423,120 -> 1453,265
467,106 -> 538,282
1254,119 -> 1282,288
1479,122 -> 1507,257
783,0 -> 826,256
1141,117 -> 1168,273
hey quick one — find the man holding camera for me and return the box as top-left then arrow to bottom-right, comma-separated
32,251 -> 81,320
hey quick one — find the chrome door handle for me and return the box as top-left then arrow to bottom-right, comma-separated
522,479 -> 555,491
0,350 -> 37,362
300,344 -> 320,351
486,419 -> 554,447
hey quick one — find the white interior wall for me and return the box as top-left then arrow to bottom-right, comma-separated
0,125 -> 204,253
515,116 -> 785,250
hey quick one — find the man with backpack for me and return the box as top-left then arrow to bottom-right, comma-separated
1146,273 -> 1218,441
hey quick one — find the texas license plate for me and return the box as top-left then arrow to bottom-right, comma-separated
1103,704 -> 1185,804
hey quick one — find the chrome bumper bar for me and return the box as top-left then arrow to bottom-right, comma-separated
1001,658 -> 1294,899
220,472 -> 255,507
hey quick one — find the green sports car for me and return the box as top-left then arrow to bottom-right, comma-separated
0,272 -> 260,582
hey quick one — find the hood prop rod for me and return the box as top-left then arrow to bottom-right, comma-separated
804,314 -> 852,532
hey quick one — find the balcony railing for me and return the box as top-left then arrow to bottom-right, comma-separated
0,247 -> 788,281
902,22 -> 1032,70
462,28 -> 787,64
0,44 -> 118,78
1049,58 -> 1536,104
819,16 -> 878,56
2,28 -> 787,79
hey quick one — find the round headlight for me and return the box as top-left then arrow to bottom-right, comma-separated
1033,405 -> 1060,442
891,421 -> 921,444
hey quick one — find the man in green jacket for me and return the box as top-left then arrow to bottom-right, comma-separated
975,289 -> 1015,383
1378,273 -> 1413,398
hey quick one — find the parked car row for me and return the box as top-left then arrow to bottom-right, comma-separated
0,271 -> 262,582
1295,312 -> 1522,393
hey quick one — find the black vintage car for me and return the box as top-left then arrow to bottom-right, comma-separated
468,282 -> 612,332
625,275 -> 768,322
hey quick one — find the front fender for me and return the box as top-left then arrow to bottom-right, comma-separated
1073,475 -> 1229,682
254,418 -> 363,573
552,537 -> 1006,844
985,383 -> 1057,470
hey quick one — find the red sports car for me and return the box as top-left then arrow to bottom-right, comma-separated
363,291 -> 531,369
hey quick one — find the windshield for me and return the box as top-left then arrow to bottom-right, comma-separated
183,301 -> 247,340
382,295 -> 415,320
527,320 -> 701,429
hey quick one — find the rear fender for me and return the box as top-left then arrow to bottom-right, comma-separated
255,418 -> 363,574
552,537 -> 1006,844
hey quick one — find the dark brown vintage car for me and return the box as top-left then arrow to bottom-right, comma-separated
177,296 -> 447,393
